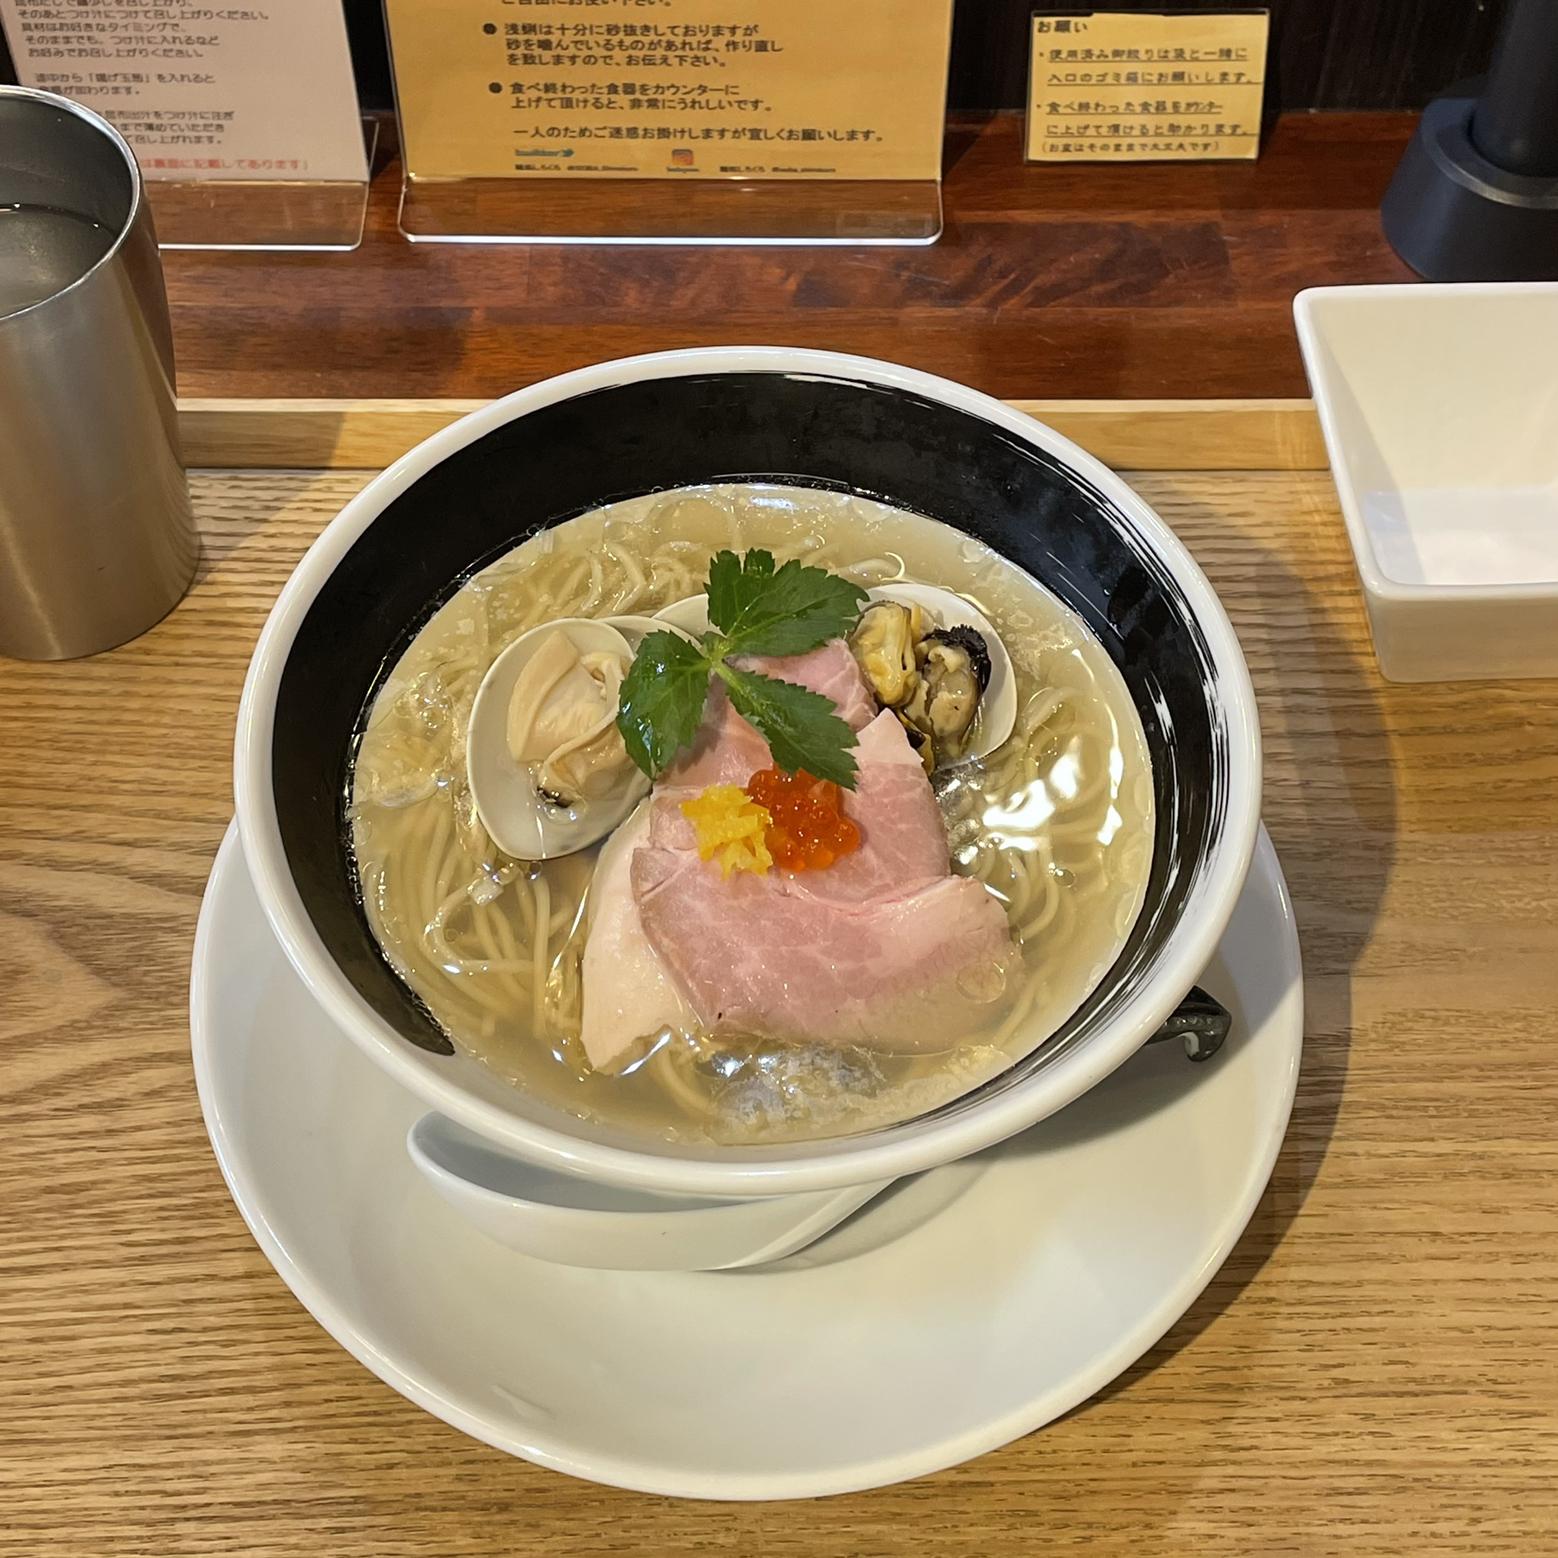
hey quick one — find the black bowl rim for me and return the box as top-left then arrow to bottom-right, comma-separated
234,347 -> 1263,1198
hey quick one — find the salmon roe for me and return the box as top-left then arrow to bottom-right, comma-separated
743,766 -> 861,873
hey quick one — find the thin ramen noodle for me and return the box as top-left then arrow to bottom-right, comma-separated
349,485 -> 1154,1145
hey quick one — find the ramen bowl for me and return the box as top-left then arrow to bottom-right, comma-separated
234,348 -> 1261,1261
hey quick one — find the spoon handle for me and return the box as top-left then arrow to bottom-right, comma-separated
1146,986 -> 1232,1063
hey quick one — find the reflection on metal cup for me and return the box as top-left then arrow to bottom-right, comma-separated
0,86 -> 196,661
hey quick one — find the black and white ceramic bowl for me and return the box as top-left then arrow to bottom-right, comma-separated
235,348 -> 1261,1198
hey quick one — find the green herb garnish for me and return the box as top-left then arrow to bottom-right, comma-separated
616,549 -> 868,789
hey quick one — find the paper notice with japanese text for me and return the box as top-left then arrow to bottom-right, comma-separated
385,0 -> 954,181
0,0 -> 368,182
1026,10 -> 1268,162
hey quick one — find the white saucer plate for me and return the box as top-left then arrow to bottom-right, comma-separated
191,823 -> 1301,1500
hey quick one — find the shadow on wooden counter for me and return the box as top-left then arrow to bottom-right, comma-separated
1074,472 -> 1395,1412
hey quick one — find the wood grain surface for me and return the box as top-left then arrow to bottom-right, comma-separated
157,112 -> 1419,404
3,451 -> 1557,1555
175,397 -> 1329,472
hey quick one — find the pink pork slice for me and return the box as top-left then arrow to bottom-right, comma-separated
580,642 -> 881,1070
650,709 -> 948,904
660,641 -> 877,791
631,642 -> 1015,1050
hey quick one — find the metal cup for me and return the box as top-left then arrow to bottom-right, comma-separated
0,86 -> 196,660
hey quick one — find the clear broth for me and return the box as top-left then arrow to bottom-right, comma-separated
349,485 -> 1154,1145
0,205 -> 113,318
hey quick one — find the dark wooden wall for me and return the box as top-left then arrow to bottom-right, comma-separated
0,1 -> 1512,112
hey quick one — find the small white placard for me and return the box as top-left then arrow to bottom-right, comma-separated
0,0 -> 368,182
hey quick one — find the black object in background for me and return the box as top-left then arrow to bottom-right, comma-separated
1382,0 -> 1558,280
342,0 -> 393,113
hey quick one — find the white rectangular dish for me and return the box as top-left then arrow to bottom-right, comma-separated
1294,283 -> 1558,682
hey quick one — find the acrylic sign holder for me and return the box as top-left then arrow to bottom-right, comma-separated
149,120 -> 379,253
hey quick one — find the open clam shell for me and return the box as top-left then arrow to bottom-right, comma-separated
466,618 -> 647,860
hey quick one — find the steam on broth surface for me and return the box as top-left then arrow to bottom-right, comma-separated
348,484 -> 1153,1146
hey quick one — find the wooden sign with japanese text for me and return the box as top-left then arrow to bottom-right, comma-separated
1026,10 -> 1268,162
385,0 -> 954,182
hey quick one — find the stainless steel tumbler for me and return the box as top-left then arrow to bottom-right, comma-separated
0,87 -> 196,660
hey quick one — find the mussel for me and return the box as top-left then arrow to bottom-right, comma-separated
901,625 -> 992,764
849,585 -> 1014,768
849,600 -> 922,709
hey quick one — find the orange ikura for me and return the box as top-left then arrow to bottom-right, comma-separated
743,766 -> 861,873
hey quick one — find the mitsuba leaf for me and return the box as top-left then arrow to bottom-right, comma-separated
717,665 -> 859,790
615,630 -> 711,779
705,548 -> 867,659
706,546 -> 773,638
615,550 -> 866,786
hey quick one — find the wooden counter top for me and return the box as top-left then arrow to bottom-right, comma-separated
2,404 -> 1555,1552
160,113 -> 1419,403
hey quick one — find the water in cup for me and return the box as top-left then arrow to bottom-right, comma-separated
0,203 -> 114,318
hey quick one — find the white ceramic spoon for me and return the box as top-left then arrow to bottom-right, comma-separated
466,618 -> 646,860
652,583 -> 1016,761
